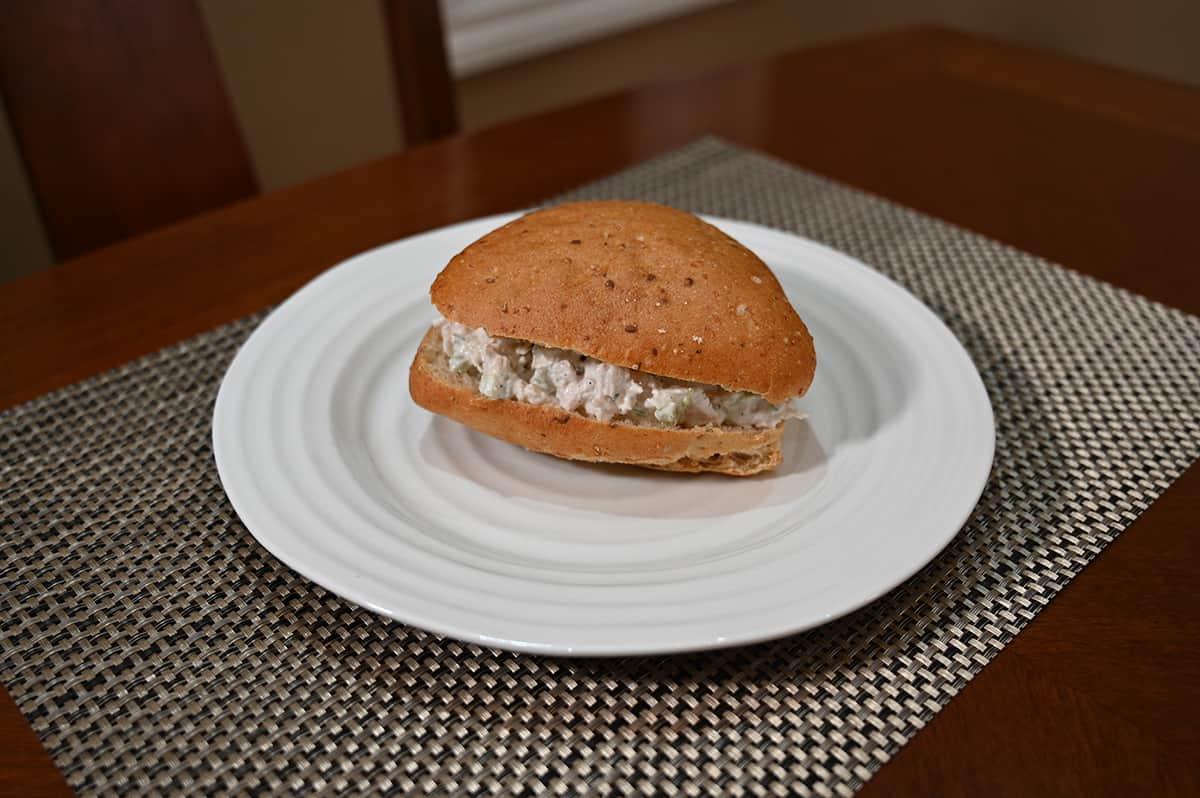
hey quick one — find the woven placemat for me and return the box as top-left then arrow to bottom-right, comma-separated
3,138 -> 1198,796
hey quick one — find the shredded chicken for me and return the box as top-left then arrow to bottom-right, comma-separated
436,319 -> 800,429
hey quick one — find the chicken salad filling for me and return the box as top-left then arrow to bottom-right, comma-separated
435,319 -> 801,428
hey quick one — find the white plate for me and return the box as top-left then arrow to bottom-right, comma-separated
213,214 -> 994,656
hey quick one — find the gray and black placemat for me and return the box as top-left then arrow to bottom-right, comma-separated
3,138 -> 1198,796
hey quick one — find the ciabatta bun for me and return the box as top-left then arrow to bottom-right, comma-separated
411,200 -> 815,476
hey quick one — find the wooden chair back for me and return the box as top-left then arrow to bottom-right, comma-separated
0,0 -> 458,261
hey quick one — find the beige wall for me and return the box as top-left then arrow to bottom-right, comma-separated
3,0 -> 1197,283
199,0 -> 403,192
0,95 -> 53,282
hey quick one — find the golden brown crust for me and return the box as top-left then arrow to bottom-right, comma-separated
430,200 -> 815,404
409,328 -> 784,476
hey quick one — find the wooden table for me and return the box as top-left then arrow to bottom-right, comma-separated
2,26 -> 1197,797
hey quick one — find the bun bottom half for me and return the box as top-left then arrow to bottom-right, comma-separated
409,328 -> 784,476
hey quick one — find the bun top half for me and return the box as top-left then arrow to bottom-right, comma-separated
430,200 -> 815,403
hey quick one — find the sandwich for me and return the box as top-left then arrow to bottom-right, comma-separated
409,200 -> 816,476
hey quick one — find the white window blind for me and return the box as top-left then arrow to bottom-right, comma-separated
441,0 -> 732,76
